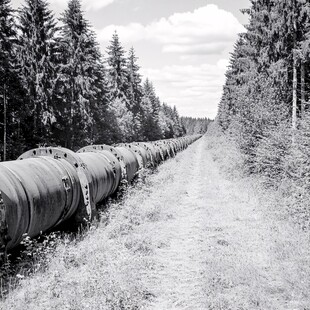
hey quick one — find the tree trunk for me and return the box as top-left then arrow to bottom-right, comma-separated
292,6 -> 298,132
3,84 -> 7,161
301,62 -> 305,117
292,52 -> 297,130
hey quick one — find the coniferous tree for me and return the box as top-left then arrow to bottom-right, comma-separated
106,31 -> 129,100
141,78 -> 162,140
57,0 -> 107,149
171,106 -> 185,137
158,103 -> 174,138
106,32 -> 134,142
217,0 -> 310,173
0,1 -> 187,158
0,0 -> 27,160
181,117 -> 211,134
17,0 -> 58,146
0,0 -> 14,160
126,47 -> 143,140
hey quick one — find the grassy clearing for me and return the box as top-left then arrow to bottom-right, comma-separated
0,141 -> 202,310
205,127 -> 310,309
1,133 -> 310,309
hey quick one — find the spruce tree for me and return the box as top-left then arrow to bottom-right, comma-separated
217,0 -> 310,173
106,32 -> 134,142
171,106 -> 185,137
57,0 -> 107,149
17,0 -> 58,146
106,32 -> 129,100
0,0 -> 26,160
141,79 -> 162,140
0,0 -> 14,160
158,103 -> 174,138
126,47 -> 143,140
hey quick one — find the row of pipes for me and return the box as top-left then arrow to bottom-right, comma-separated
0,135 -> 201,254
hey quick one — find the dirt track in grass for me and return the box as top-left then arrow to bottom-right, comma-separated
142,135 -> 310,309
1,135 -> 310,309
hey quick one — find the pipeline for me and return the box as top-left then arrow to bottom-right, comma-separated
0,135 -> 202,255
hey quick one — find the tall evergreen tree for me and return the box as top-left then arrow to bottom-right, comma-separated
57,0 -> 107,149
171,106 -> 185,137
181,117 -> 211,134
217,0 -> 310,172
0,0 -> 27,160
0,0 -> 14,160
126,47 -> 143,140
106,31 -> 129,101
106,32 -> 135,142
17,0 -> 58,146
141,79 -> 162,140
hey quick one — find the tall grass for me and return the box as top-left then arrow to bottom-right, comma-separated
0,151 -> 199,309
209,117 -> 310,229
0,174 -> 157,309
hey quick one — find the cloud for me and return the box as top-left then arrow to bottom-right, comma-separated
81,0 -> 115,10
48,0 -> 115,11
97,4 -> 245,55
141,60 -> 229,118
97,23 -> 147,44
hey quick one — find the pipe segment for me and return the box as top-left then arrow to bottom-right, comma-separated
0,135 -> 202,255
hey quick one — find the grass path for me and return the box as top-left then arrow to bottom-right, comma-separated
1,135 -> 310,309
142,135 -> 310,309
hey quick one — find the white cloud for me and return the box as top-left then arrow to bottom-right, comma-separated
141,60 -> 229,118
48,0 -> 115,11
97,23 -> 147,44
81,0 -> 115,10
97,4 -> 245,55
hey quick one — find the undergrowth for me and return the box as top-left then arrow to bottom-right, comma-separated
0,168 -> 156,309
0,232 -> 63,298
207,119 -> 310,230
206,121 -> 245,179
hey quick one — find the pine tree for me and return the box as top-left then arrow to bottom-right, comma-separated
268,0 -> 310,125
217,0 -> 310,174
171,106 -> 185,137
0,0 -> 14,160
218,35 -> 251,131
158,103 -> 174,138
141,79 -> 162,140
0,0 -> 26,160
126,47 -> 143,140
106,32 -> 135,142
57,0 -> 107,149
106,32 -> 129,100
17,0 -> 58,146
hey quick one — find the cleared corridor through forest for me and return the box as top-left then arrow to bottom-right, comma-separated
2,135 -> 310,310
142,135 -> 310,309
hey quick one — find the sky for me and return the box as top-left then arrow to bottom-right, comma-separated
11,0 -> 251,118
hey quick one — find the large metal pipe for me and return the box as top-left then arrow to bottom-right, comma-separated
78,145 -> 138,182
0,135 -> 202,254
114,146 -> 140,182
132,142 -> 161,167
0,157 -> 81,250
19,147 -> 95,222
77,147 -> 122,196
77,152 -> 116,204
115,143 -> 149,169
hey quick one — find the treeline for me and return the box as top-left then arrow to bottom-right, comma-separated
216,0 -> 310,224
181,117 -> 212,134
0,0 -> 185,161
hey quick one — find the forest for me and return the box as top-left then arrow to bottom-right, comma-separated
216,0 -> 310,225
181,117 -> 212,135
0,0 -> 210,161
